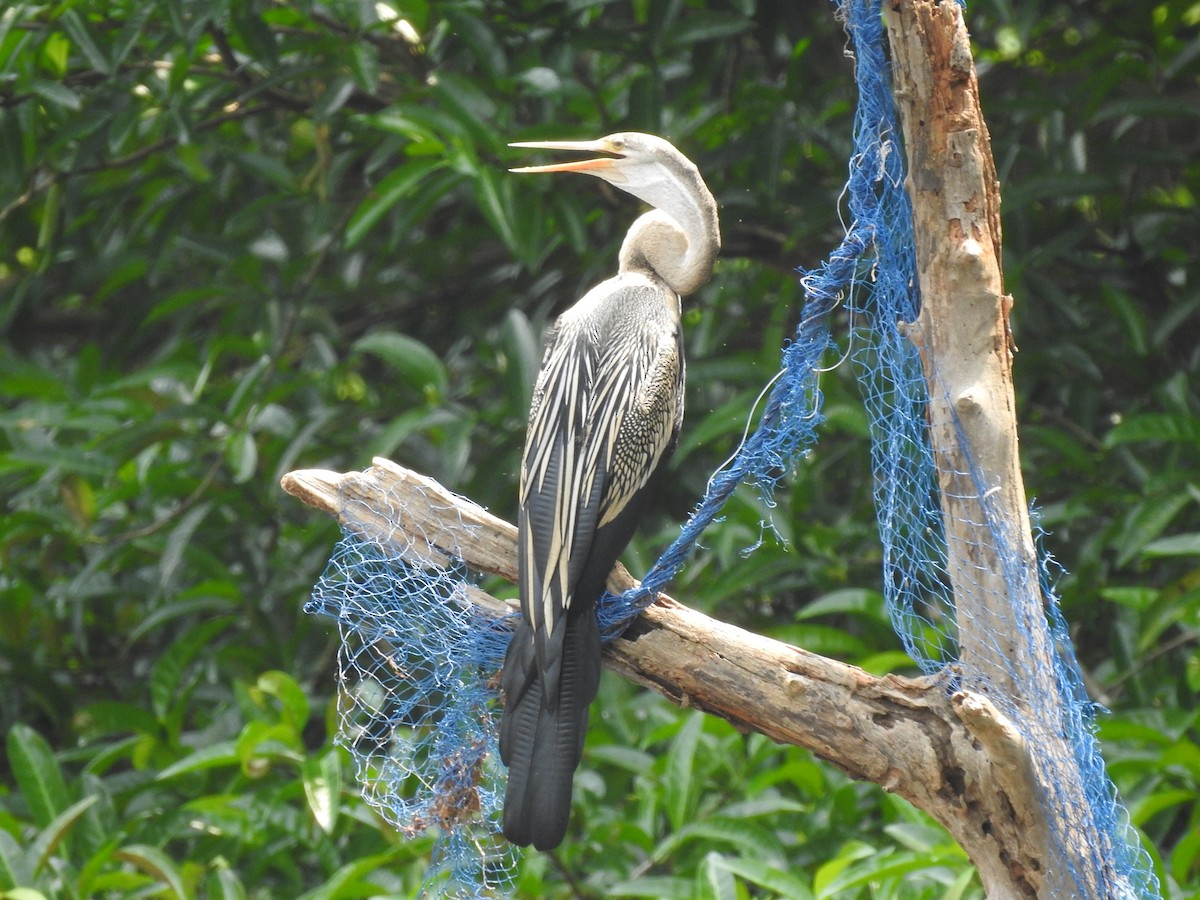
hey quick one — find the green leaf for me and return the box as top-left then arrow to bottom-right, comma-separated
587,745 -> 656,774
363,407 -> 434,459
652,817 -> 786,869
223,355 -> 271,419
172,142 -> 211,183
59,10 -> 112,74
358,111 -> 441,145
765,623 -> 868,659
314,77 -> 358,121
858,650 -> 922,675
819,849 -> 959,895
1101,285 -> 1148,355
1097,718 -> 1177,747
945,868 -> 980,900
499,308 -> 540,414
345,159 -> 445,248
473,165 -> 521,258
1142,532 -> 1200,559
606,876 -> 694,898
668,12 -> 753,46
744,755 -> 826,798
1105,413 -> 1200,447
517,66 -> 562,96
7,725 -> 70,829
30,80 -> 82,111
126,589 -> 238,644
797,587 -> 888,623
72,773 -> 114,860
255,671 -> 310,731
149,617 -> 233,720
303,750 -> 342,834
1099,586 -> 1160,612
882,821 -> 953,853
233,152 -> 297,190
704,853 -> 816,899
160,502 -> 212,586
1172,821 -> 1200,885
1114,491 -> 1191,567
440,8 -> 504,79
36,180 -> 60,254
223,430 -> 257,484
39,32 -> 71,78
158,741 -> 239,779
349,43 -> 380,93
1129,787 -> 1196,827
699,852 -> 737,900
230,8 -> 277,63
813,841 -> 876,897
1094,95 -> 1200,122
0,829 -> 32,890
110,3 -> 155,69
205,867 -> 248,900
676,391 -> 764,457
353,331 -> 448,400
114,845 -> 187,900
664,712 -> 703,832
386,167 -> 466,242
30,795 -> 99,875
236,721 -> 303,773
295,851 -> 403,900
393,0 -> 429,31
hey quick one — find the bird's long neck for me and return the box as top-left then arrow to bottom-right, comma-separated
617,173 -> 720,297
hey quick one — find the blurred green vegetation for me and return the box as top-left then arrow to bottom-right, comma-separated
1,0 -> 1197,896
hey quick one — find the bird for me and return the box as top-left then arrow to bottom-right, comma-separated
498,132 -> 720,851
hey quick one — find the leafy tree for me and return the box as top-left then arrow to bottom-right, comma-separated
1,0 -> 1196,896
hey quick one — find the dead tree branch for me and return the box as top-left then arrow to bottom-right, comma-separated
286,458 -> 1069,897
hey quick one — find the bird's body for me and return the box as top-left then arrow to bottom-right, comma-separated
499,133 -> 719,851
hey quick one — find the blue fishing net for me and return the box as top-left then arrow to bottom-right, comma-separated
304,0 -> 1160,895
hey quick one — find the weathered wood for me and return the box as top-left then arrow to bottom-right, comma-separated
884,1 -> 1111,896
884,0 -> 1037,727
283,459 -> 1066,896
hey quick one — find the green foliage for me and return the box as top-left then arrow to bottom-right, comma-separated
0,674 -> 418,898
1,0 -> 1197,896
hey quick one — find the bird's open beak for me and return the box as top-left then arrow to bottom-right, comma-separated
508,138 -> 625,175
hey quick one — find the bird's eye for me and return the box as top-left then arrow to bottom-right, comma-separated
610,137 -> 626,152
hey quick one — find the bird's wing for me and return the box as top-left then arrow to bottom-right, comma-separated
520,324 -> 603,619
596,322 -> 683,529
518,292 -> 680,681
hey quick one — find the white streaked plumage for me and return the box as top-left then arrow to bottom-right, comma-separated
520,271 -> 682,645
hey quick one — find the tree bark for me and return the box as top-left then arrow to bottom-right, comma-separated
884,2 -> 1120,896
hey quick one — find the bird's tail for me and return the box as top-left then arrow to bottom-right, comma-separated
498,611 -> 601,851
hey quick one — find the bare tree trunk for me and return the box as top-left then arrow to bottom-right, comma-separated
884,2 -> 1122,895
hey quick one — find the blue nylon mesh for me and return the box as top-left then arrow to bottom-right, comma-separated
304,0 -> 1160,895
306,539 -> 517,896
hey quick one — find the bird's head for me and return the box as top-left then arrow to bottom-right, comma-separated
509,132 -> 700,215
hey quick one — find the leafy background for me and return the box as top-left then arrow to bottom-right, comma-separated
1,0 -> 1198,897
